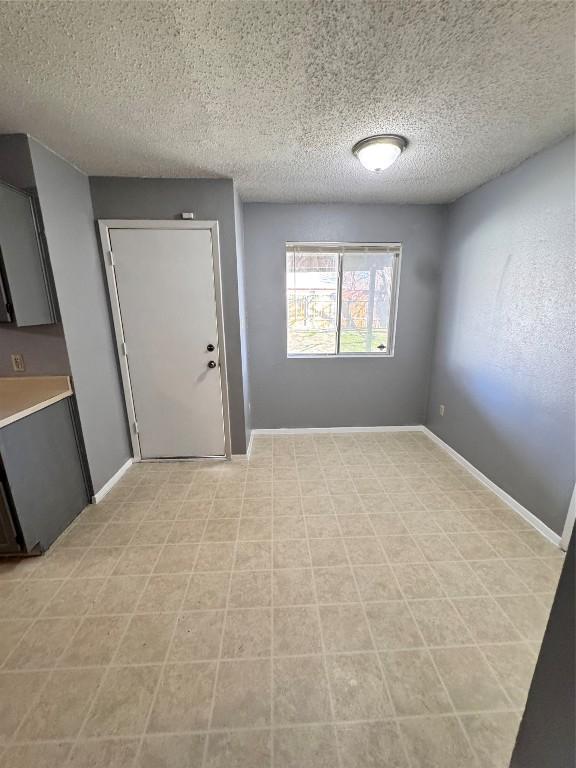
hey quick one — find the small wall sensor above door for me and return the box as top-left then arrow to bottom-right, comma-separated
181,212 -> 194,219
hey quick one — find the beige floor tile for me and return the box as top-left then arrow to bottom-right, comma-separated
379,535 -> 426,564
31,548 -> 86,579
229,570 -> 271,608
413,534 -> 463,562
344,536 -> 385,565
482,532 -> 534,558
18,667 -> 103,740
274,725 -> 338,768
337,515 -> 374,537
2,578 -> 61,619
336,721 -> 409,768
72,547 -> 124,578
273,605 -> 322,655
203,518 -> 239,542
462,712 -> 521,768
205,729 -> 271,768
182,572 -> 229,610
313,566 -> 359,603
496,594 -> 551,641
505,557 -> 559,593
480,642 -> 537,707
273,498 -> 302,516
400,715 -> 477,768
212,659 -> 271,728
115,612 -> 177,664
83,665 -> 160,737
309,538 -> 348,567
432,646 -> 510,711
153,544 -> 198,574
138,573 -> 190,612
326,652 -> 393,720
235,541 -> 272,570
238,517 -> 272,540
58,615 -> 129,667
195,542 -> 235,571
0,741 -> 72,768
319,604 -> 373,652
469,560 -> 529,595
113,546 -> 161,575
305,514 -> 342,539
0,670 -> 48,744
132,521 -> 172,547
147,662 -> 216,732
409,598 -> 473,646
392,562 -> 445,599
89,575 -> 148,614
273,540 -> 311,569
69,739 -> 140,768
273,655 -> 331,724
274,516 -> 307,540
366,601 -> 424,650
380,649 -> 452,716
452,596 -> 522,643
177,500 -> 211,519
139,733 -> 205,768
430,560 -> 487,597
354,564 -> 402,601
169,610 -> 224,661
165,519 -> 205,545
331,494 -> 362,514
222,608 -> 271,658
368,513 -> 408,535
4,617 -> 80,669
273,568 -> 315,605
0,619 -> 32,665
42,578 -> 105,618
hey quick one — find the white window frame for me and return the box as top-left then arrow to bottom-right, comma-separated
286,242 -> 402,359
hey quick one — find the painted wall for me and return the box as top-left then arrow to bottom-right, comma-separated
0,135 -> 70,379
28,138 -> 132,494
89,177 -> 249,454
427,136 -> 575,535
243,203 -> 446,429
0,324 -> 69,376
234,185 -> 252,449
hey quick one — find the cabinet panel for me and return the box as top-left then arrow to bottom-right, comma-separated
0,180 -> 55,326
0,398 -> 89,552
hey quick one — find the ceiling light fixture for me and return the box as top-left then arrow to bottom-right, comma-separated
352,134 -> 408,172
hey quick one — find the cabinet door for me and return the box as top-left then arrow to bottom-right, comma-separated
0,181 -> 55,326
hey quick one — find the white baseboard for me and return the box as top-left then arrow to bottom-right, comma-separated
250,426 -> 421,435
561,485 -> 576,551
420,427 -> 561,548
92,458 -> 134,504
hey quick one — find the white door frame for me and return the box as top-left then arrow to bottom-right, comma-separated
561,484 -> 576,551
98,219 -> 232,461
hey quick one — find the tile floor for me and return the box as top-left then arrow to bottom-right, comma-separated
0,431 -> 564,768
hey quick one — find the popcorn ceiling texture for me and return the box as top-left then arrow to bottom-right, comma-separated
0,0 -> 573,203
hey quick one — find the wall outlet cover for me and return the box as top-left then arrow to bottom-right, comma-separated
11,353 -> 25,372
439,404 -> 445,416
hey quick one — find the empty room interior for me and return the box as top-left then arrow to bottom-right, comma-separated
0,1 -> 574,767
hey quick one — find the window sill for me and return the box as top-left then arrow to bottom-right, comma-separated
287,353 -> 395,359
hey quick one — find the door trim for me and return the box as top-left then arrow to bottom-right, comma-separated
98,219 -> 232,461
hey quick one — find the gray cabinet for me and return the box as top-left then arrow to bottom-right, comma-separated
0,180 -> 56,326
0,398 -> 89,553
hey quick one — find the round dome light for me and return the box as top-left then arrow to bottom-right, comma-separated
352,134 -> 408,172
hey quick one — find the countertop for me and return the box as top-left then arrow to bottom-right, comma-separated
0,376 -> 73,429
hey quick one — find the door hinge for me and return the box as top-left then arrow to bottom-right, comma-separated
133,420 -> 139,434
108,249 -> 115,267
122,341 -> 128,357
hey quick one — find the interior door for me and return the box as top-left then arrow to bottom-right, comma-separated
109,227 -> 226,458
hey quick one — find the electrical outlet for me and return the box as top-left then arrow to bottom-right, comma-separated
11,353 -> 25,372
439,404 -> 445,417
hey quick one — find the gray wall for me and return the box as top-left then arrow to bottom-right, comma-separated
28,139 -> 131,494
243,203 -> 446,428
427,136 -> 575,535
89,177 -> 249,454
0,324 -> 69,376
234,185 -> 251,448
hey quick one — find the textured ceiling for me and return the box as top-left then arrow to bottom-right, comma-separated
0,0 -> 574,203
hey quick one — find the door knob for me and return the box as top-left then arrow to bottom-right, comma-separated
207,360 -> 217,369
206,343 -> 215,352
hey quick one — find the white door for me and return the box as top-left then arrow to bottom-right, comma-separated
108,227 -> 226,458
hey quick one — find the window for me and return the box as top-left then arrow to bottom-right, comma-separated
286,243 -> 401,356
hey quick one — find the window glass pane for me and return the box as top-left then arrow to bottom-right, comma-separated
287,250 -> 338,354
339,251 -> 395,353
